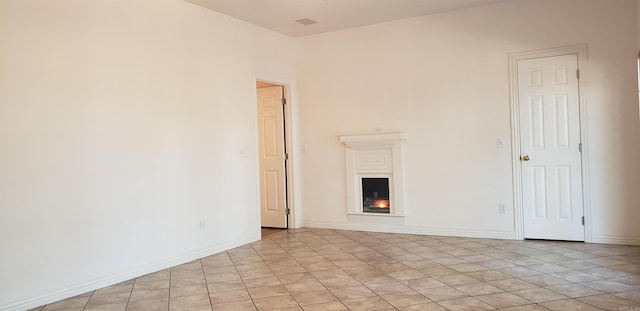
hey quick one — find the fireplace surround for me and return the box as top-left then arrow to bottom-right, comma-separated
339,132 -> 405,221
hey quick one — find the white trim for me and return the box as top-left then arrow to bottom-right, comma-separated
339,131 -> 405,149
1,234 -> 258,311
253,73 -> 302,229
302,221 -> 517,240
347,212 -> 406,227
591,235 -> 640,246
508,44 -> 591,242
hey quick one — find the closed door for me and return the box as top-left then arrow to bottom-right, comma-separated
257,86 -> 287,228
518,54 -> 584,241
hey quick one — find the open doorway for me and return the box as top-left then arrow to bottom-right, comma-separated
256,81 -> 289,236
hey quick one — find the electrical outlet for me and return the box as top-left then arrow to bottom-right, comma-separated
497,138 -> 504,148
498,204 -> 507,214
199,220 -> 206,230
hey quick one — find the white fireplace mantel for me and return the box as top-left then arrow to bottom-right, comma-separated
339,132 -> 406,223
339,132 -> 405,150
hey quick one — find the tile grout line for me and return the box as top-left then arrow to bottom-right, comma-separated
338,230 -> 532,310
260,231 -> 317,310
344,231 -> 435,305
334,230 -> 413,309
305,231 -> 370,308
167,265 -> 172,311
229,249 -> 262,311
81,290 -> 95,311
315,229 -> 421,309
291,230 -> 366,307
198,258 -> 214,310
122,278 -> 136,311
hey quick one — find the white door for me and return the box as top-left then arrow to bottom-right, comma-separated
518,54 -> 584,241
257,86 -> 287,228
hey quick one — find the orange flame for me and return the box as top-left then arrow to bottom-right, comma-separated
370,200 -> 389,208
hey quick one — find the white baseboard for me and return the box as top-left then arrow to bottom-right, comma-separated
302,221 -> 640,246
3,234 -> 259,311
301,221 -> 517,240
590,235 -> 640,246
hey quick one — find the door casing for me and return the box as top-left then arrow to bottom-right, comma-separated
508,45 -> 591,242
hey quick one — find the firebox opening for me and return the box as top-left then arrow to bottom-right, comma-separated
362,178 -> 390,213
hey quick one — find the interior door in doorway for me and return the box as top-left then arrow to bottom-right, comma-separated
518,54 -> 584,241
257,86 -> 287,228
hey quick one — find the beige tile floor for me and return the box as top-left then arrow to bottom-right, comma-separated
31,228 -> 640,311
261,228 -> 286,238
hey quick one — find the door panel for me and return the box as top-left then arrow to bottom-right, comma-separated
529,96 -> 545,148
263,170 -> 280,212
518,54 -> 584,241
257,86 -> 287,228
556,166 -> 572,219
262,116 -> 278,157
531,166 -> 547,219
554,95 -> 569,148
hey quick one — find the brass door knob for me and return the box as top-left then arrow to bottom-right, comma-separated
521,155 -> 530,161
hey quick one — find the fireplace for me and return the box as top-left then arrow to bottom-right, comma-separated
362,178 -> 390,213
339,131 -> 405,220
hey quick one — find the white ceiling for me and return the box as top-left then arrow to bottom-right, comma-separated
183,0 -> 510,37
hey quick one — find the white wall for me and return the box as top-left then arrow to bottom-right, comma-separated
296,0 -> 640,242
0,0 -> 295,309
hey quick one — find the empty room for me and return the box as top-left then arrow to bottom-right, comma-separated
1,0 -> 640,310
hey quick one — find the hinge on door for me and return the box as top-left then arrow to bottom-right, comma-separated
281,98 -> 286,106
285,208 -> 290,215
283,153 -> 289,161
582,216 -> 585,226
579,143 -> 582,153
576,69 -> 580,79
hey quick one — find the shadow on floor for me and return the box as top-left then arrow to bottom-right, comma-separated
261,227 -> 286,238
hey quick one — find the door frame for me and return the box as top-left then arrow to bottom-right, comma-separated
253,74 -> 301,229
508,45 -> 592,242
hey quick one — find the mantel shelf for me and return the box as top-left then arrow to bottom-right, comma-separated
339,132 -> 405,150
